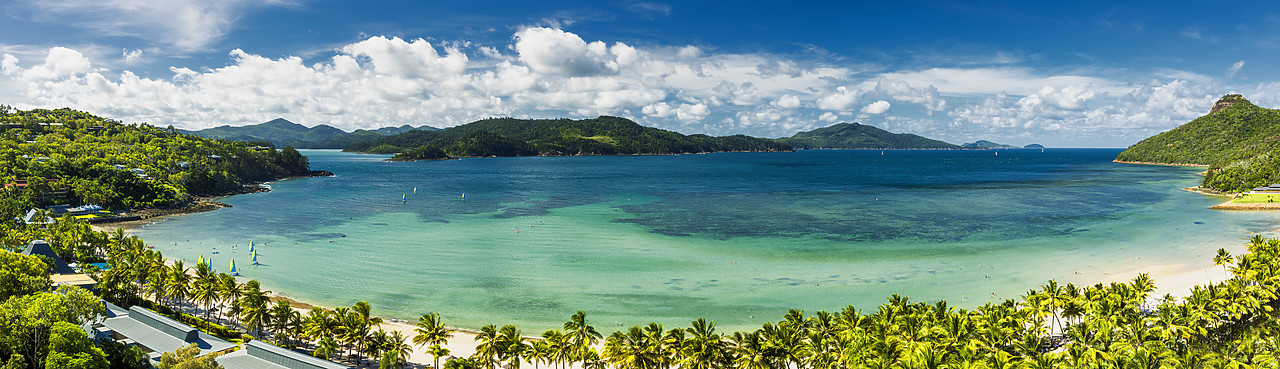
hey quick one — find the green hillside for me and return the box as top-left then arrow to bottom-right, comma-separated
1116,95 -> 1280,192
181,118 -> 346,143
345,116 -> 792,156
0,106 -> 313,220
180,119 -> 440,149
775,122 -> 958,149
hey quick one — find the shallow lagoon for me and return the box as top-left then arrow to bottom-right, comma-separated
133,149 -> 1278,331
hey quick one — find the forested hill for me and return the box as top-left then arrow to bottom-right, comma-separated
179,118 -> 440,149
0,106 -> 313,220
1116,94 -> 1280,192
775,122 -> 958,149
344,116 -> 792,157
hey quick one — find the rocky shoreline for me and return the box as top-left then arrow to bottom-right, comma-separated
1111,159 -> 1209,167
1210,202 -> 1280,210
91,170 -> 334,231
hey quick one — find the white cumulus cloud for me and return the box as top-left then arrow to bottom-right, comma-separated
861,100 -> 890,114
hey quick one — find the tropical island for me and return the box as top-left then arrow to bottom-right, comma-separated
1116,94 -> 1280,208
773,122 -> 959,149
180,118 -> 441,150
344,116 -> 793,157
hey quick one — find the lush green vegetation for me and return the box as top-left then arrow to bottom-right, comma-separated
390,145 -> 451,161
0,106 -> 312,219
1117,95 -> 1280,192
776,123 -> 958,149
346,116 -> 792,157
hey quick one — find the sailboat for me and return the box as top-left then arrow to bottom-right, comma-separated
249,242 -> 255,254
252,252 -> 258,265
402,193 -> 407,203
413,187 -> 417,194
230,260 -> 238,276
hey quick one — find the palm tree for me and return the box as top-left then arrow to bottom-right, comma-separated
414,312 -> 455,369
564,311 -> 602,366
382,330 -> 412,369
526,340 -> 548,369
499,324 -> 528,369
604,326 -> 659,369
681,318 -> 726,369
352,300 -> 382,362
218,273 -> 242,325
429,344 -> 452,369
191,280 -> 217,320
729,331 -> 769,369
167,260 -> 192,311
474,324 -> 501,369
239,280 -> 271,337
366,329 -> 390,366
268,300 -> 294,345
315,336 -> 340,361
304,307 -> 336,344
541,330 -> 567,369
1214,248 -> 1233,278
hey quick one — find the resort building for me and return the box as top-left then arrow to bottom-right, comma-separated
21,240 -> 96,290
216,340 -> 353,369
1251,184 -> 1280,193
94,305 -> 237,363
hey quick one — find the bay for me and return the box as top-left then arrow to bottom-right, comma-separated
132,149 -> 1277,332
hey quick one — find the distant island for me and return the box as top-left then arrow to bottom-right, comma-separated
180,118 -> 440,149
345,116 -> 791,157
961,140 -> 1020,149
774,122 -> 958,149
1024,143 -> 1045,149
187,116 -> 1041,158
1117,94 -> 1280,194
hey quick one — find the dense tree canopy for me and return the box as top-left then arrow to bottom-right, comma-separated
0,106 -> 311,217
346,116 -> 791,157
1116,95 -> 1280,192
0,251 -> 50,301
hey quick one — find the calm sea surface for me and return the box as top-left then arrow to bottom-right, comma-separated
134,149 -> 1277,331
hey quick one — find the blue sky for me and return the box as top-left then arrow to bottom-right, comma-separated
2,0 -> 1278,147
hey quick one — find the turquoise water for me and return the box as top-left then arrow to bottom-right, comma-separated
133,149 -> 1278,332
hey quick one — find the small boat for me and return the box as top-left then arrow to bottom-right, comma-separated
252,252 -> 258,265
147,245 -> 155,249
230,260 -> 238,276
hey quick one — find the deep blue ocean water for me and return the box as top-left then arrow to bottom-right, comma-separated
133,149 -> 1278,331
